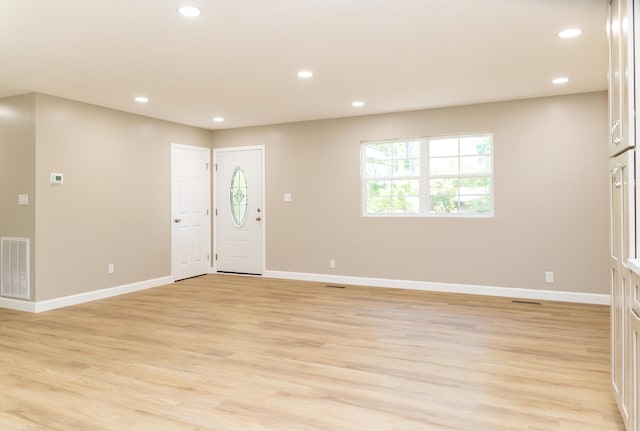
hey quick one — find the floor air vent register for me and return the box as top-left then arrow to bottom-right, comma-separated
1,237 -> 30,300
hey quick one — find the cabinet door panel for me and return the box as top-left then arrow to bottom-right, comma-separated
632,268 -> 640,317
630,309 -> 640,431
610,150 -> 635,427
610,0 -> 622,156
609,0 -> 635,156
620,0 -> 634,151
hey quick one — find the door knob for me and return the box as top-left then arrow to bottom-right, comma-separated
174,218 -> 182,223
256,216 -> 262,221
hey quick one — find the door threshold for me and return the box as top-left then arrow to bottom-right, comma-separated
174,274 -> 207,282
216,271 -> 262,276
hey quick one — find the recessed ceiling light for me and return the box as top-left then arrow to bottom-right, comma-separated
352,101 -> 365,107
213,117 -> 224,123
297,70 -> 313,79
134,96 -> 149,103
178,5 -> 201,17
552,77 -> 569,84
559,28 -> 582,38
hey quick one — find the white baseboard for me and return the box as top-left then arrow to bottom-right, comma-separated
0,276 -> 174,313
0,271 -> 609,314
262,270 -> 610,305
0,296 -> 37,312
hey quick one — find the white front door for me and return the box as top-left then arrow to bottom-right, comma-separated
215,147 -> 264,275
171,144 -> 211,281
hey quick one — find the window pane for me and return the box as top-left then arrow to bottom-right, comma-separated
430,157 -> 459,175
365,143 -> 392,159
430,195 -> 458,214
429,138 -> 458,157
460,136 -> 491,155
393,141 -> 420,158
459,177 -> 490,195
430,178 -> 458,196
392,159 -> 419,176
460,156 -> 490,175
366,180 -> 391,197
366,196 -> 419,214
366,196 -> 393,213
458,196 -> 491,214
392,179 -> 419,197
366,160 -> 392,177
392,196 -> 419,213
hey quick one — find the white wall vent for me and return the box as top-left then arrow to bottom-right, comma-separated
1,237 -> 30,300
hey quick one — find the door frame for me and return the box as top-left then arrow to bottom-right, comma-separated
170,143 -> 212,281
213,145 -> 266,274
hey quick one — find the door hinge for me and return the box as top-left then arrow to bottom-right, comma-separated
215,164 -> 218,172
206,162 -> 209,170
207,254 -> 210,261
215,253 -> 218,261
206,209 -> 209,215
215,208 -> 218,216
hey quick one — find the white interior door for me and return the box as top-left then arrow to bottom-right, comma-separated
215,147 -> 264,275
171,144 -> 211,281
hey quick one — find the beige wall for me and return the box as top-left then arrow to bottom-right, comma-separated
33,94 -> 210,301
0,91 -> 610,303
0,94 -> 37,299
212,92 -> 609,294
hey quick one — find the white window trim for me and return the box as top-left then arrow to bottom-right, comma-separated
361,133 -> 494,218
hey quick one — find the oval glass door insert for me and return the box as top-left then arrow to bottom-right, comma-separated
230,166 -> 248,226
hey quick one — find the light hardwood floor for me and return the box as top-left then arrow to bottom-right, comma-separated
0,275 -> 625,430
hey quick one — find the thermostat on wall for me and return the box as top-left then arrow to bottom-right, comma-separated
50,173 -> 63,184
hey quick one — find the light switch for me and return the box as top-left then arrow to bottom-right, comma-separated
18,194 -> 28,205
284,193 -> 292,202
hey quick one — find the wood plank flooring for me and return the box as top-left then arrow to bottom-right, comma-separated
0,275 -> 625,430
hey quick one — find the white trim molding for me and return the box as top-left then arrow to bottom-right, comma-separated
0,296 -> 37,312
0,271 -> 609,313
263,270 -> 610,305
0,276 -> 173,313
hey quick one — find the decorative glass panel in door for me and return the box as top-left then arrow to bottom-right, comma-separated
229,166 -> 248,226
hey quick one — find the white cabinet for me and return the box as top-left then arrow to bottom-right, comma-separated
608,0 -> 635,157
627,273 -> 640,431
609,1 -> 639,428
611,152 -> 636,428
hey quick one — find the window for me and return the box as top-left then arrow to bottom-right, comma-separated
362,140 -> 422,214
362,134 -> 493,216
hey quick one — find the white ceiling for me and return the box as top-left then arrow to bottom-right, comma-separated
0,0 -> 608,130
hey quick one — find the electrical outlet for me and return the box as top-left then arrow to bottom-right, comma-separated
108,263 -> 115,274
329,259 -> 336,269
545,271 -> 554,283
